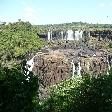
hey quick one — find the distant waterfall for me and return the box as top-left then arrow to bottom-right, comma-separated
77,62 -> 81,76
79,30 -> 83,39
67,30 -> 74,40
75,30 -> 80,41
107,55 -> 111,75
26,57 -> 35,72
75,30 -> 83,41
50,31 -> 52,40
26,54 -> 38,74
71,60 -> 76,77
47,31 -> 50,40
71,60 -> 82,77
61,31 -> 64,40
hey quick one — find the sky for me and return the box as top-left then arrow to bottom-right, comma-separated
0,0 -> 112,25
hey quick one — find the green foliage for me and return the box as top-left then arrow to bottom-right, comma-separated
0,21 -> 45,66
0,65 -> 39,112
108,42 -> 112,48
40,69 -> 112,112
37,22 -> 112,32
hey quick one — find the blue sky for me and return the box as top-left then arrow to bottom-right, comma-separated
0,0 -> 112,25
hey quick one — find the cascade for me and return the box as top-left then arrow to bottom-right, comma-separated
71,60 -> 76,77
75,30 -> 80,41
47,31 -> 51,40
61,31 -> 64,40
79,30 -> 83,39
77,61 -> 81,76
67,30 -> 74,40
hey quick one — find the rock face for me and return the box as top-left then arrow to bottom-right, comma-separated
28,48 -> 111,87
33,51 -> 70,87
28,51 -> 70,99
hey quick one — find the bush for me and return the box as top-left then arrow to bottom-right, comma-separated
40,69 -> 112,112
108,43 -> 112,48
0,65 -> 39,112
0,21 -> 46,67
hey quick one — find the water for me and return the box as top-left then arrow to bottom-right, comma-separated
47,31 -> 50,40
67,30 -> 74,40
61,31 -> 64,40
87,61 -> 90,72
75,30 -> 83,40
71,60 -> 76,77
26,56 -> 35,72
50,31 -> 52,40
79,30 -> 83,39
75,30 -> 80,41
77,62 -> 81,76
107,55 -> 111,71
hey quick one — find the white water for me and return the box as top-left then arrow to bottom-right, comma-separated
50,31 -> 52,40
79,30 -> 83,39
106,55 -> 111,75
75,30 -> 83,40
67,30 -> 74,40
61,31 -> 64,40
75,30 -> 80,41
47,31 -> 50,40
87,61 -> 90,72
77,62 -> 81,76
71,60 -> 76,77
26,57 -> 35,71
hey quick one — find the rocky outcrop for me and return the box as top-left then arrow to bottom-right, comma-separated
27,48 -> 112,87
33,51 -> 70,87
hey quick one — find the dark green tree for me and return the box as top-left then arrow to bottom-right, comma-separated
0,64 -> 39,112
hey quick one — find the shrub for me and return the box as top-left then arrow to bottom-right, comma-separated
0,65 -> 39,112
40,69 -> 112,112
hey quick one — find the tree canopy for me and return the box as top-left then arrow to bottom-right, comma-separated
0,21 -> 45,67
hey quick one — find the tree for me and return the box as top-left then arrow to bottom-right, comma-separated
0,21 -> 46,67
0,64 -> 39,112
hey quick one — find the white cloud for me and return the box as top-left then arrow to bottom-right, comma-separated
21,6 -> 39,24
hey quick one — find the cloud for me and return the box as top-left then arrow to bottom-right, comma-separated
22,6 -> 39,24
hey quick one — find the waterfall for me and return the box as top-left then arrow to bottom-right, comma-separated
106,55 -> 111,75
26,53 -> 38,73
77,62 -> 81,76
26,56 -> 35,71
87,61 -> 90,72
50,31 -> 52,40
75,30 -> 80,41
67,30 -> 74,40
71,60 -> 76,77
61,31 -> 64,40
79,30 -> 83,39
107,55 -> 111,70
75,30 -> 83,40
47,31 -> 50,40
